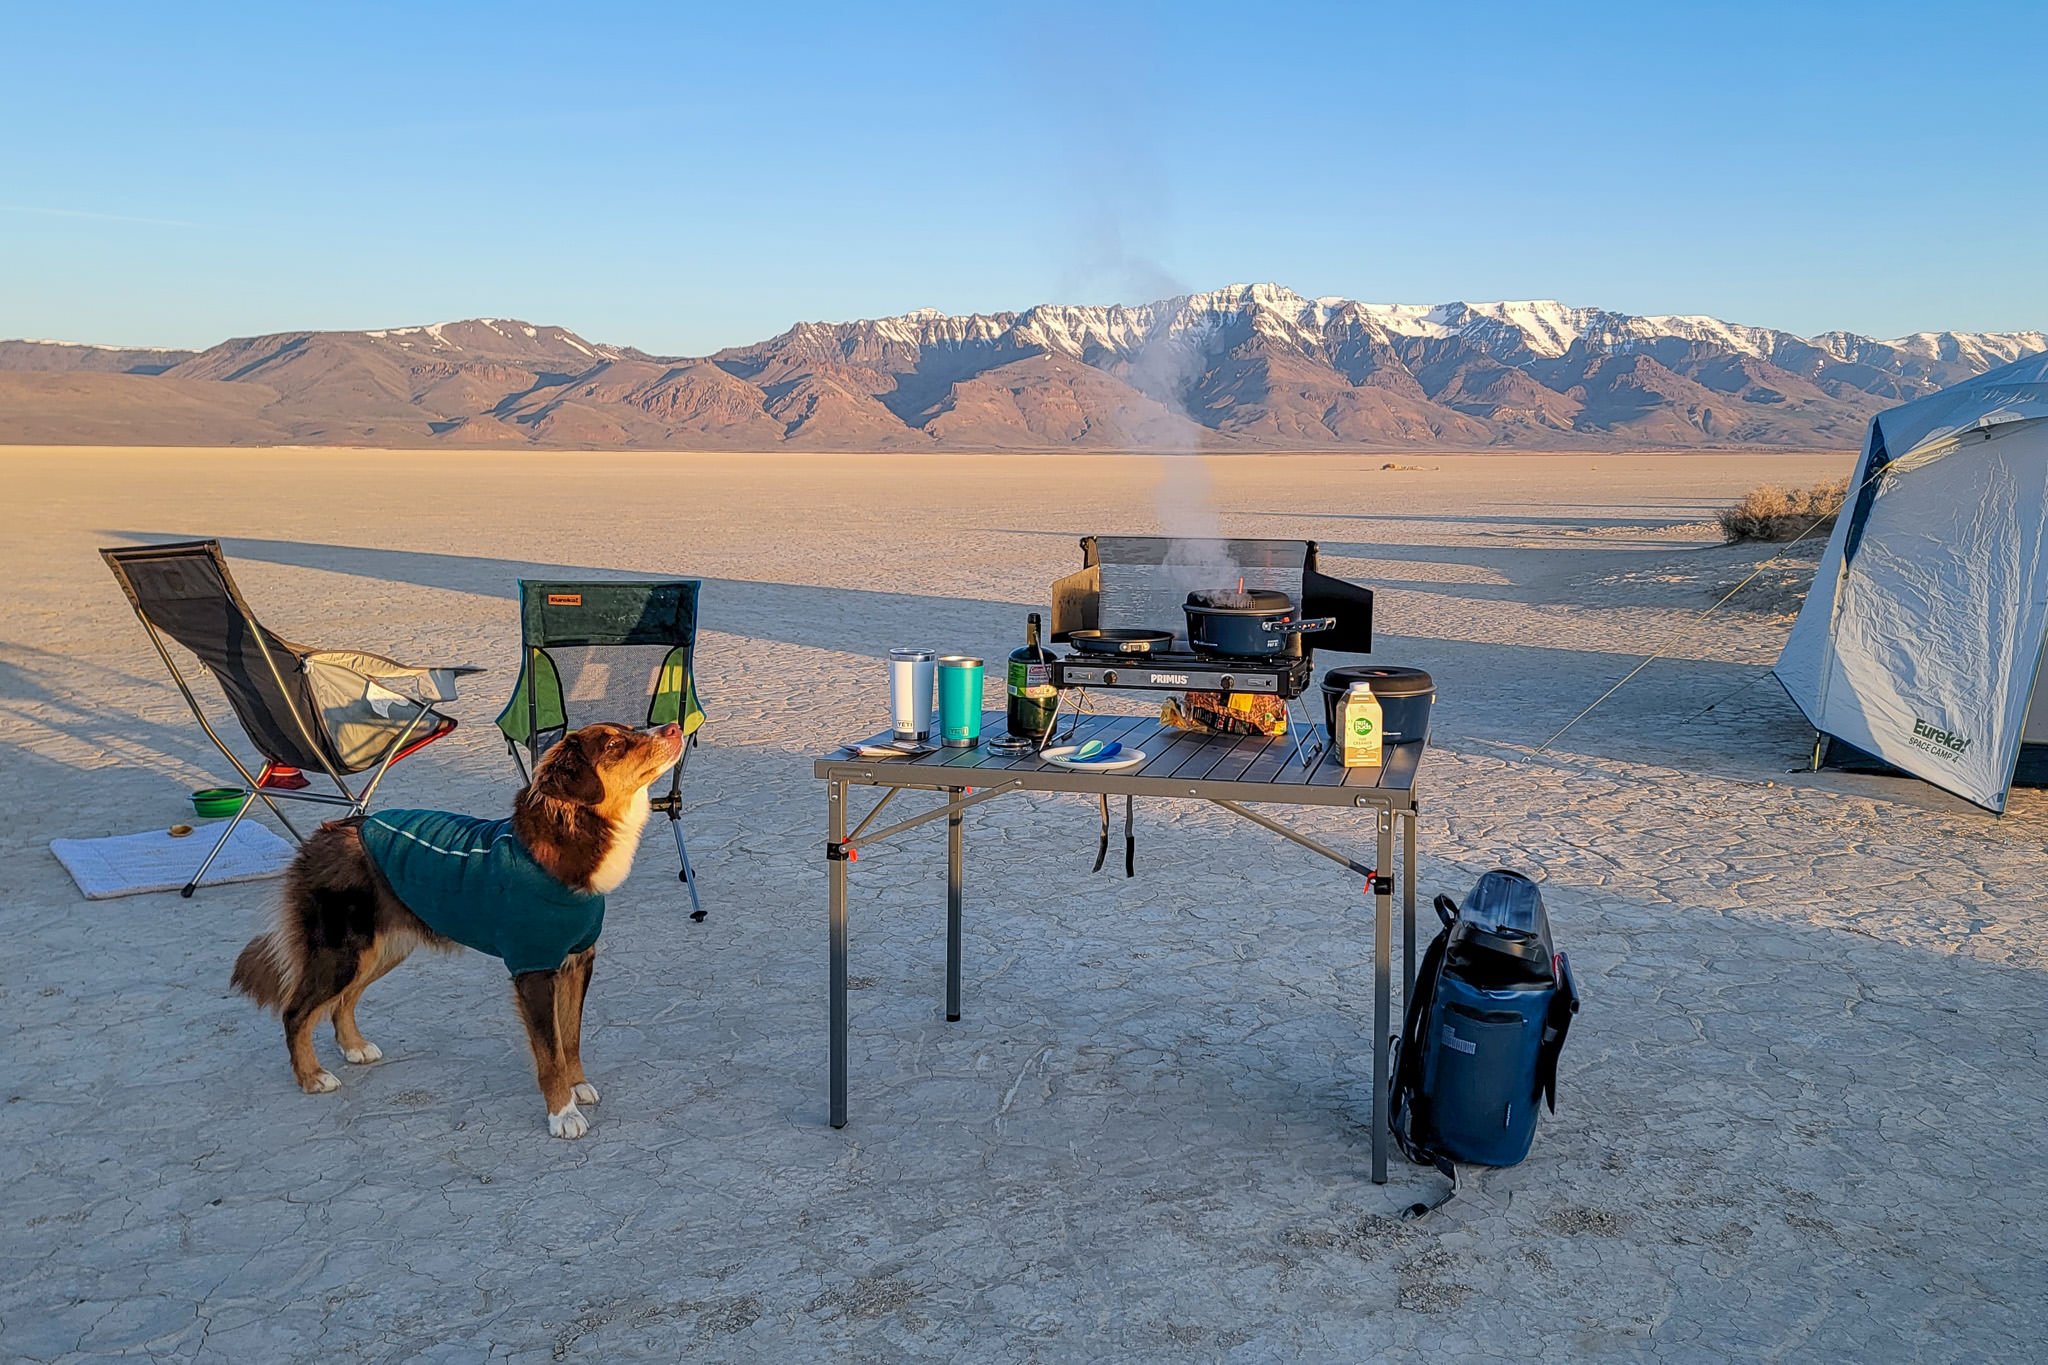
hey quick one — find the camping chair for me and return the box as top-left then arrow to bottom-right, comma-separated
101,540 -> 478,897
495,579 -> 708,919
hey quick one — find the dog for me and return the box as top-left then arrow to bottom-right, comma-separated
232,721 -> 684,1139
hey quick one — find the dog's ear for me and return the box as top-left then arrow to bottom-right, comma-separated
534,731 -> 606,806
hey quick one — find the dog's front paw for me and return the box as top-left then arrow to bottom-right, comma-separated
341,1042 -> 383,1065
300,1069 -> 340,1094
572,1081 -> 600,1106
548,1104 -> 589,1140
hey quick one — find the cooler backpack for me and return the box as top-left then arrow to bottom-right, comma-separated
1389,869 -> 1580,1217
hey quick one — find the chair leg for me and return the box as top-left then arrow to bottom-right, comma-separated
254,792 -> 308,844
248,764 -> 308,843
184,793 -> 257,898
667,808 -> 705,922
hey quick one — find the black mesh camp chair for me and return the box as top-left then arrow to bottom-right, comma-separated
102,540 -> 478,897
495,580 -> 708,919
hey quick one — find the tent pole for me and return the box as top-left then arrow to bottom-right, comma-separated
2000,628 -> 2048,815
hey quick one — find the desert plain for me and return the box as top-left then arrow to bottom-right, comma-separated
3,446 -> 2044,1361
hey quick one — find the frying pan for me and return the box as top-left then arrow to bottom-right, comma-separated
1066,628 -> 1174,656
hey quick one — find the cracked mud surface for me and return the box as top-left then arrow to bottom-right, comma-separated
3,449 -> 2042,1361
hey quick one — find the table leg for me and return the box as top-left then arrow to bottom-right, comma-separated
946,789 -> 964,1023
829,778 -> 849,1129
1403,811 -> 1417,1001
1373,808 -> 1394,1184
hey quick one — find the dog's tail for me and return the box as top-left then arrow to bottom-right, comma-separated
231,931 -> 294,1010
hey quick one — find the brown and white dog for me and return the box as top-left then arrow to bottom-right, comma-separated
232,721 -> 683,1138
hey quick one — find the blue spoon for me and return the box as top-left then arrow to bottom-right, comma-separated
1069,740 -> 1122,763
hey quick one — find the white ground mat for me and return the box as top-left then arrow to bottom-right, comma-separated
50,821 -> 294,899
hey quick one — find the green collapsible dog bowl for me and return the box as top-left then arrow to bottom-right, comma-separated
191,787 -> 250,818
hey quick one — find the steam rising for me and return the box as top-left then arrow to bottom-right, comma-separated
1016,5 -> 1241,626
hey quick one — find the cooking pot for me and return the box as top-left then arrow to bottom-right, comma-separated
1320,665 -> 1434,744
1183,589 -> 1335,659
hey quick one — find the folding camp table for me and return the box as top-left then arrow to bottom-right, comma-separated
815,710 -> 1422,1183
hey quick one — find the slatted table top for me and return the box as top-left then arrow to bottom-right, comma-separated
817,709 -> 1421,809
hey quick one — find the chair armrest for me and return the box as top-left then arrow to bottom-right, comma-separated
303,650 -> 482,703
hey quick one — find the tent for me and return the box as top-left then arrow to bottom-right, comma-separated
1777,352 -> 2048,812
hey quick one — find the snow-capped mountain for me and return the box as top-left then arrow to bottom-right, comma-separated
2,287 -> 2039,449
701,284 -> 2042,449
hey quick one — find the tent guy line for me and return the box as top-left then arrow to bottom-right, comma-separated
1533,500 -> 1860,755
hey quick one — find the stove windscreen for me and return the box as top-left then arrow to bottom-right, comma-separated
1092,536 -> 1308,639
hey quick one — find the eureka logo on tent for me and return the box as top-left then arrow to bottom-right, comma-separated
1910,718 -> 1972,760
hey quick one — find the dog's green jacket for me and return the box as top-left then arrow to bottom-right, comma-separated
360,810 -> 603,975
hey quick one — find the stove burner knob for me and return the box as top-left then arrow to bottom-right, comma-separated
1103,670 -> 1119,686
1220,674 -> 1235,692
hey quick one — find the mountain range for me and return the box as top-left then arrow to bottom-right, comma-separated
3,285 -> 2041,451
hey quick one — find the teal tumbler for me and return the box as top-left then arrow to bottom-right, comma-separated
937,655 -> 985,747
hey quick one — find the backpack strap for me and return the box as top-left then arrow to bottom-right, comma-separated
1390,920 -> 1460,1217
1390,1025 -> 1459,1219
1401,1151 -> 1459,1221
1536,951 -> 1581,1113
1390,926 -> 1449,1160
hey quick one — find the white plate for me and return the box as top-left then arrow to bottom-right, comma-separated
1040,745 -> 1147,772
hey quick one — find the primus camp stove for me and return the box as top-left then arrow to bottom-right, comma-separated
1036,534 -> 1377,767
1049,649 -> 1313,698
1045,644 -> 1321,768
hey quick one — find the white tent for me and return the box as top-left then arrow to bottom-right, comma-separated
1777,352 -> 2048,812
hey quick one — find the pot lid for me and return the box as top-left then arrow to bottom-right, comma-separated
1321,664 -> 1435,697
1185,587 -> 1294,612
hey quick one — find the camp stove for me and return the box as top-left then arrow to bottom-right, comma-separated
1045,534 -> 1373,694
1049,649 -> 1313,697
1045,644 -> 1322,768
1035,536 -> 1376,766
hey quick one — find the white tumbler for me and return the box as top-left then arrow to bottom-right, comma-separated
890,647 -> 936,741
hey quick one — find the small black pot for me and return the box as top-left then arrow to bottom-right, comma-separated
1322,666 -> 1435,744
1184,589 -> 1335,659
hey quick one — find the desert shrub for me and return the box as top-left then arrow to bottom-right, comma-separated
1718,476 -> 1850,542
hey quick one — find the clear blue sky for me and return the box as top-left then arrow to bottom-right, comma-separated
3,1 -> 2042,353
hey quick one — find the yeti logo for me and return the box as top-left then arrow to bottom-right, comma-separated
1910,718 -> 1972,760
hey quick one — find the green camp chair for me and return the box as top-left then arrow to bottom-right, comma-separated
496,580 -> 707,919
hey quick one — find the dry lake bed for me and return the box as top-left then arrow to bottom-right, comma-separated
4,447 -> 2043,1361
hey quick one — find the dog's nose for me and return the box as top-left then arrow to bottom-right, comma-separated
654,722 -> 682,741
